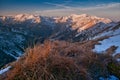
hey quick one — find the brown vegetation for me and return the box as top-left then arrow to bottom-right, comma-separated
0,40 -> 120,80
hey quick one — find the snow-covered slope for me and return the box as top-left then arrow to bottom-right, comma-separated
93,22 -> 120,61
94,34 -> 120,54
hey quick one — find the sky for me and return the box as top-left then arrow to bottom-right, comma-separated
0,0 -> 120,21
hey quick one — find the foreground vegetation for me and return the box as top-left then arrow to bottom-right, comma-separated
0,40 -> 120,80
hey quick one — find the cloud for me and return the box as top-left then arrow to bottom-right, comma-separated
36,3 -> 120,13
44,2 -> 71,9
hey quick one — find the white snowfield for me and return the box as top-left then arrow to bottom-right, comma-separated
0,66 -> 11,75
93,34 -> 120,54
93,25 -> 120,62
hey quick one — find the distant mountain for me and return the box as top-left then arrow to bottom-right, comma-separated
0,14 -> 120,68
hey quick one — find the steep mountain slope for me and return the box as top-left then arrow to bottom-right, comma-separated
0,14 -> 119,69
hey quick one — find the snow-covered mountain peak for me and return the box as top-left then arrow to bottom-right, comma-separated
14,14 -> 37,19
63,14 -> 112,31
70,14 -> 111,22
14,14 -> 25,18
14,14 -> 41,23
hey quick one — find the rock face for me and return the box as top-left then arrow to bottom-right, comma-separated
0,14 -> 119,68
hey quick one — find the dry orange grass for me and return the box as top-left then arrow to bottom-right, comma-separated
1,40 -> 120,80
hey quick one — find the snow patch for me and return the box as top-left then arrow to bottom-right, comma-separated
0,66 -> 11,75
93,35 -> 120,55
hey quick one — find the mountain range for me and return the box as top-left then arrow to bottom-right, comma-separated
0,14 -> 120,79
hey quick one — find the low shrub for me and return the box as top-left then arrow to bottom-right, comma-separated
1,41 -> 119,80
